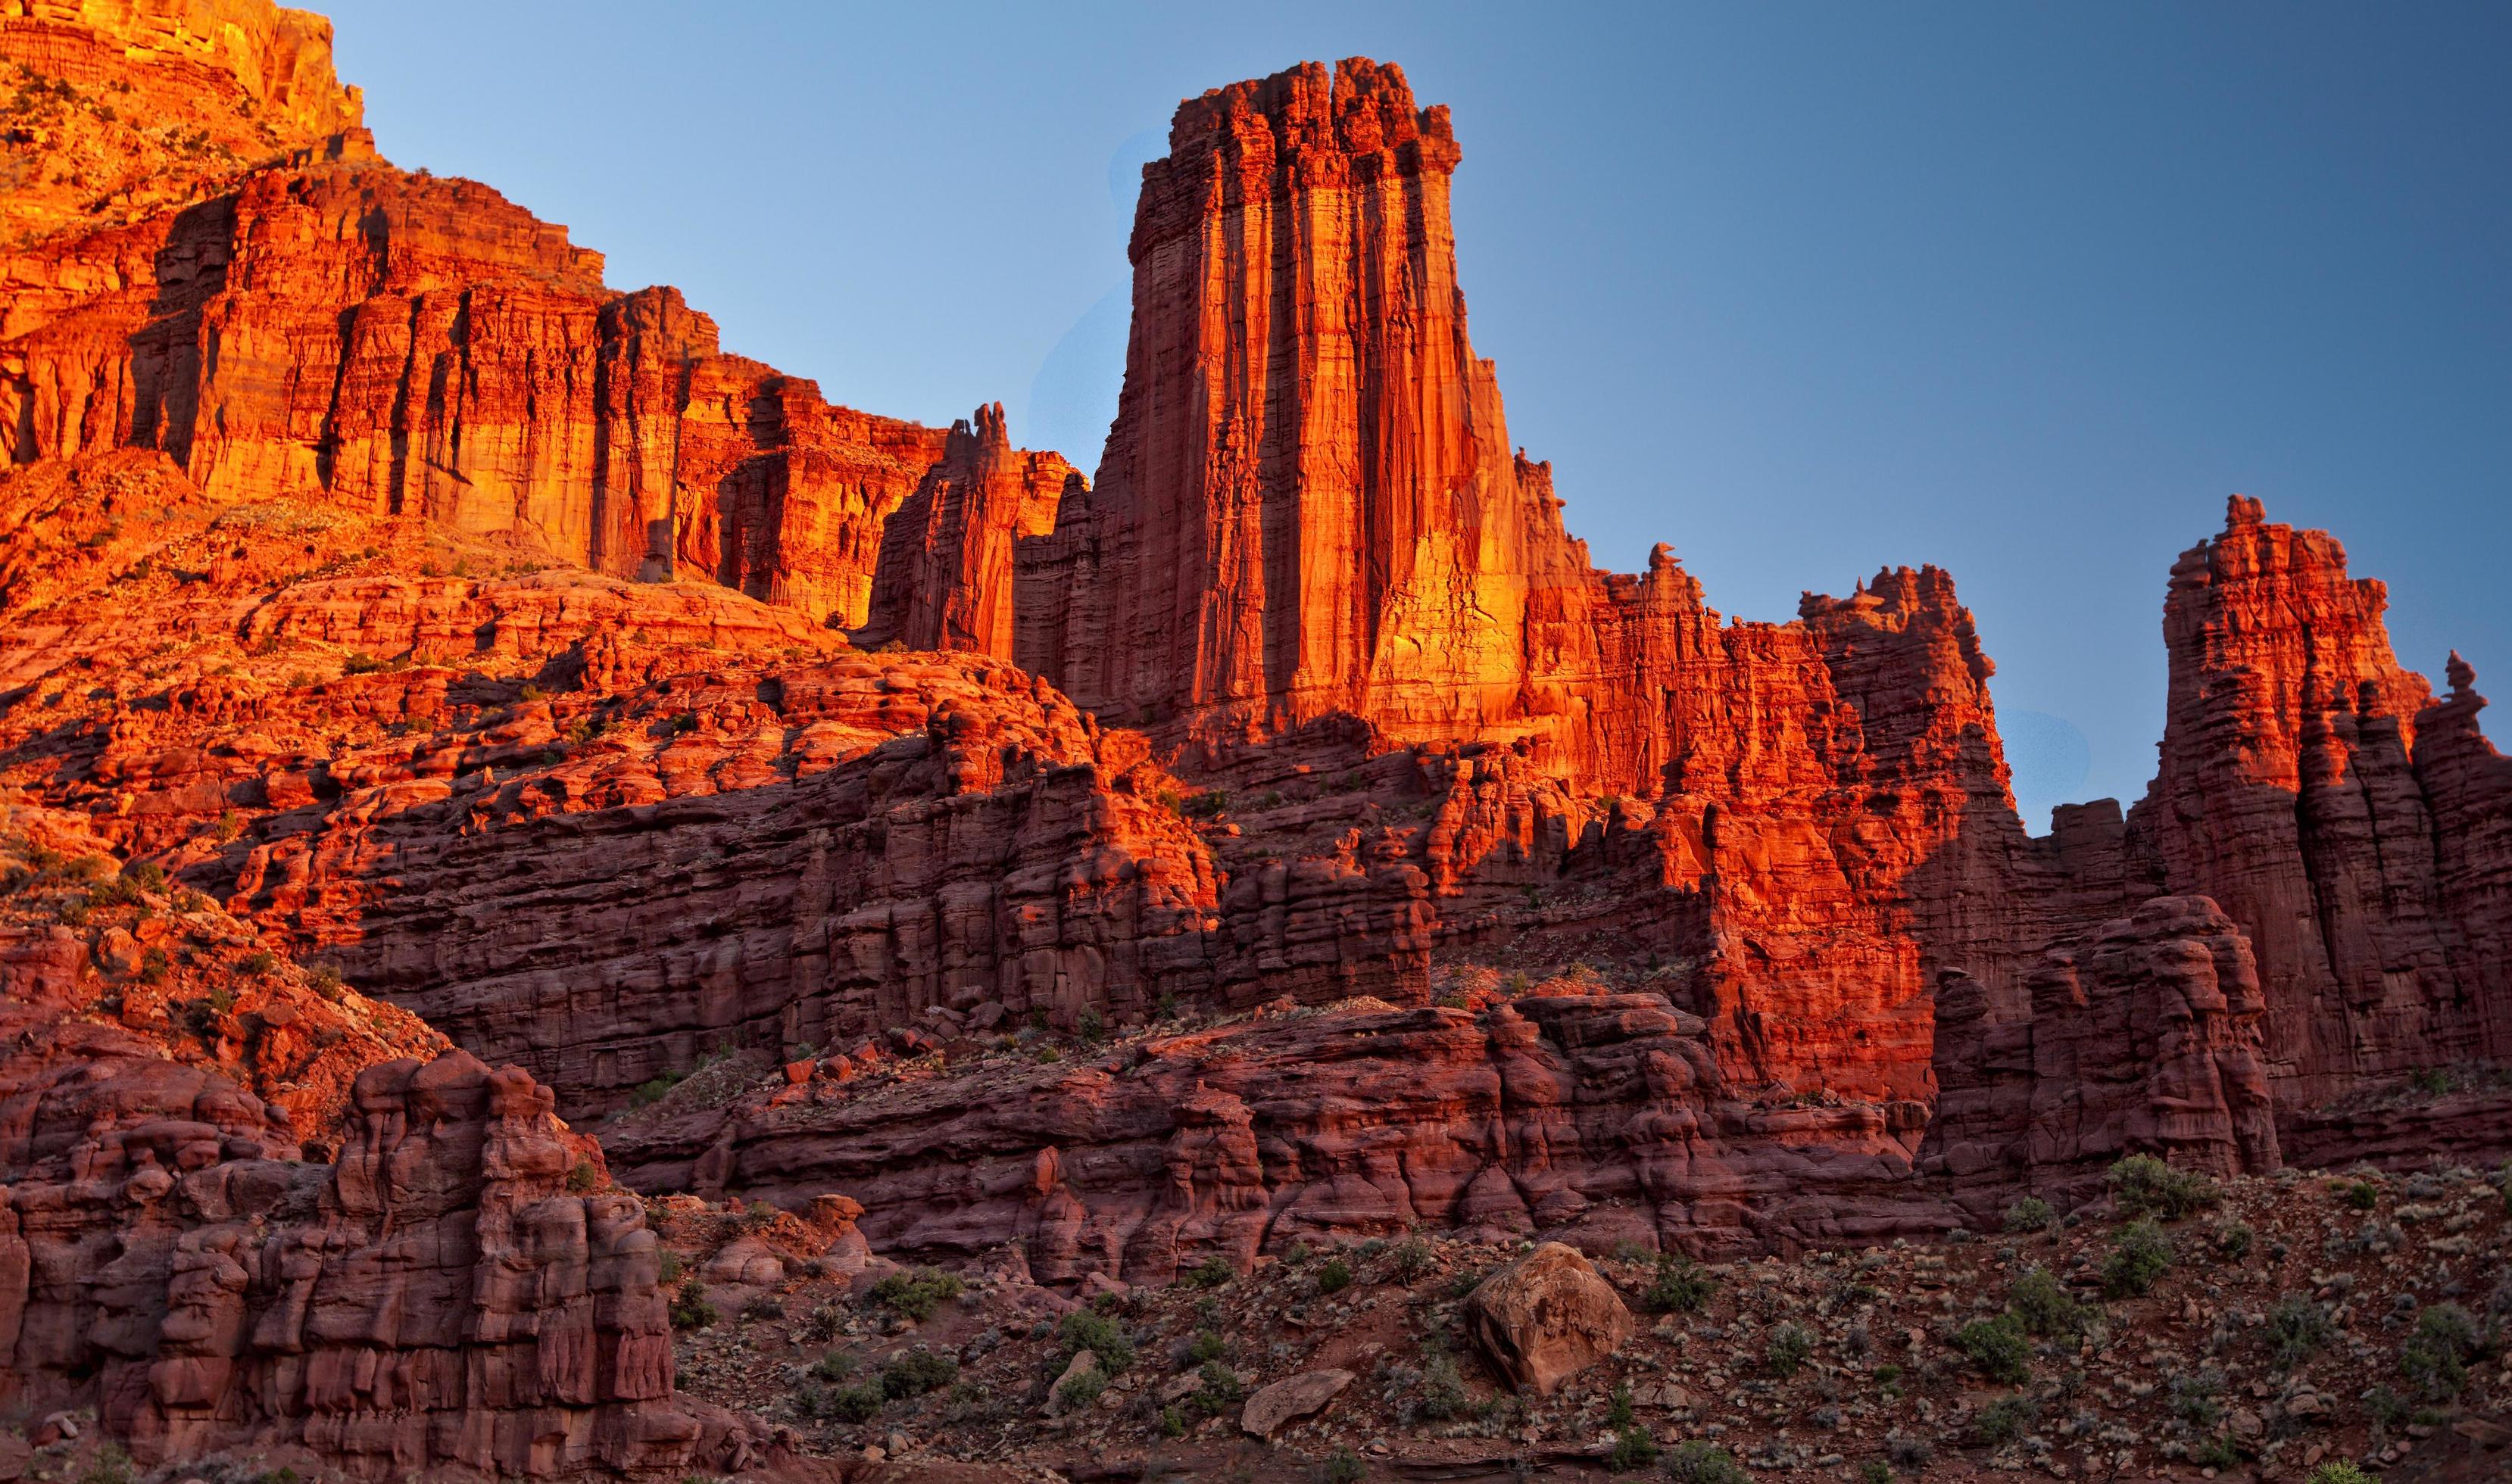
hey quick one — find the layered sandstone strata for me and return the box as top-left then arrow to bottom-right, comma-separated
604,990 -> 1959,1280
0,0 -> 362,242
0,993 -> 711,1476
1924,896 -> 2282,1214
2126,497 -> 2512,1104
857,402 -> 1078,657
0,41 -> 1071,630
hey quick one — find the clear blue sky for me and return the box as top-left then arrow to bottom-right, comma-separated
320,2 -> 2507,830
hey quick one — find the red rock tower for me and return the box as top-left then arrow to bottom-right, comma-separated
1019,59 -> 1593,740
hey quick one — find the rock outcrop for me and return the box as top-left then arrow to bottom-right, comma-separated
857,402 -> 1077,657
0,973 -> 712,1476
1462,1242 -> 1634,1396
2126,497 -> 2512,1105
1923,896 -> 2282,1217
0,0 -> 362,242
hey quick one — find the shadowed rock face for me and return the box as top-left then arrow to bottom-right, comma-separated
2129,497 -> 2512,1108
0,968 -> 720,1476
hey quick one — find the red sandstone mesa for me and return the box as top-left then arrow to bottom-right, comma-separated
0,8 -> 2506,1479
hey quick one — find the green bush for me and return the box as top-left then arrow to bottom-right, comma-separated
1317,1256 -> 1353,1295
565,1158 -> 600,1193
1605,1426 -> 1659,1471
1184,1255 -> 1234,1288
1975,1394 -> 2037,1445
2103,1217 -> 2173,1296
1159,1404 -> 1186,1438
2002,1196 -> 2055,1233
1646,1252 -> 1715,1313
2169,1367 -> 2224,1426
1607,1381 -> 1635,1429
2341,1180 -> 2379,1211
879,1348 -> 958,1399
1660,1440 -> 1752,1484
2108,1155 -> 2220,1220
1054,1365 -> 1108,1411
2211,1218 -> 2255,1261
1765,1320 -> 1814,1376
668,1280 -> 718,1330
1189,1328 -> 1228,1364
2265,1293 -> 2334,1369
2189,1433 -> 2239,1469
1415,1349 -> 1469,1420
810,1349 -> 857,1382
1189,1360 -> 1243,1417
1057,1310 -> 1136,1373
1324,1449 -> 1367,1484
2400,1303 -> 2483,1400
2008,1267 -> 2083,1338
1390,1235 -> 1435,1283
869,1267 -> 966,1321
1956,1313 -> 2032,1384
1858,1461 -> 1892,1484
825,1383 -> 882,1423
2307,1464 -> 2374,1484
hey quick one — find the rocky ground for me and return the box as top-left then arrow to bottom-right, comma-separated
629,1161 -> 2512,1482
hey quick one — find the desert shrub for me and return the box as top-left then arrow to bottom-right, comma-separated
2169,1367 -> 2225,1426
657,1251 -> 684,1284
75,1445 -> 133,1484
1188,1328 -> 1228,1364
1607,1381 -> 1635,1429
1390,1235 -> 1435,1283
1765,1320 -> 1814,1376
1885,1431 -> 1933,1470
2008,1267 -> 2084,1338
2307,1464 -> 2373,1484
740,1293 -> 784,1323
238,949 -> 278,977
668,1280 -> 718,1330
2341,1180 -> 2379,1211
2103,1218 -> 2173,1297
879,1347 -> 957,1399
1859,1462 -> 1892,1484
1605,1426 -> 1659,1471
809,1349 -> 857,1382
1053,1365 -> 1107,1411
1057,1310 -> 1136,1373
1957,1313 -> 2032,1384
2400,1303 -> 2483,1400
1316,1256 -> 1353,1295
628,1071 -> 684,1108
342,652 -> 389,675
2108,1155 -> 2220,1220
2189,1433 -> 2239,1468
870,1267 -> 966,1322
1185,1255 -> 1234,1288
565,1159 -> 600,1193
2211,1218 -> 2255,1261
1188,1360 -> 1243,1417
1646,1252 -> 1715,1312
1975,1394 -> 2038,1445
1660,1441 -> 1752,1484
2003,1196 -> 2055,1233
1415,1348 -> 1469,1420
825,1383 -> 882,1423
1323,1450 -> 1367,1484
2266,1293 -> 2335,1369
1159,1404 -> 1186,1438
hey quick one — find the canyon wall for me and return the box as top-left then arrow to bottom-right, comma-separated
0,10 -> 1072,630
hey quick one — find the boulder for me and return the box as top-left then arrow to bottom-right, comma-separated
1463,1242 -> 1634,1395
1240,1369 -> 1355,1439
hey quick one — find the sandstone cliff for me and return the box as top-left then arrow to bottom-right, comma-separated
2127,497 -> 2512,1107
